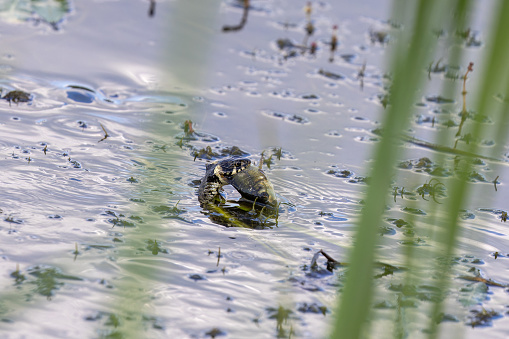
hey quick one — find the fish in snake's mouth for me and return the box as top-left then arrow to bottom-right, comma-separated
198,157 -> 277,208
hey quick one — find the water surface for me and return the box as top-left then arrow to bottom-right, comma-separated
1,1 -> 509,338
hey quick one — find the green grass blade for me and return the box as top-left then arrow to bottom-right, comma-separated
330,1 -> 453,337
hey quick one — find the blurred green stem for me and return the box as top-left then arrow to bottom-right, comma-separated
427,1 -> 509,337
331,0 -> 449,337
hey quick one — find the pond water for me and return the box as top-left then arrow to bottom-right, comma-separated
1,1 -> 509,338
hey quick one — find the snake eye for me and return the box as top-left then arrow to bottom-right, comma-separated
235,161 -> 241,167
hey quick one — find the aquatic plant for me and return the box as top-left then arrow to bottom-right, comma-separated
331,0 -> 509,338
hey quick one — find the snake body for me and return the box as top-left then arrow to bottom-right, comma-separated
198,157 -> 277,207
198,157 -> 251,206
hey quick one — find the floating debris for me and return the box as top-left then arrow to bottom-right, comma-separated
318,69 -> 345,80
369,28 -> 389,45
458,275 -> 507,287
428,59 -> 448,78
466,308 -> 500,327
329,25 -> 338,62
456,28 -> 482,47
297,302 -> 328,315
175,120 -> 219,142
205,327 -> 225,339
148,0 -> 156,17
310,249 -> 342,272
146,239 -> 168,255
302,2 -> 315,48
189,274 -> 206,281
326,167 -> 368,184
193,146 -> 219,160
98,123 -> 110,142
263,110 -> 309,124
10,264 -> 25,285
151,201 -> 186,219
2,90 -> 31,106
223,0 -> 250,32
416,178 -> 446,203
425,95 -> 455,104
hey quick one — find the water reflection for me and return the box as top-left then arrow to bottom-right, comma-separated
203,200 -> 280,229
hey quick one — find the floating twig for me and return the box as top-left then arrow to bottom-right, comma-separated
319,249 -> 339,263
357,61 -> 366,90
98,123 -> 110,142
302,2 -> 314,48
493,175 -> 499,192
398,133 -> 502,163
73,242 -> 79,261
459,275 -> 507,287
311,249 -> 342,272
223,0 -> 250,32
329,25 -> 338,62
148,0 -> 156,17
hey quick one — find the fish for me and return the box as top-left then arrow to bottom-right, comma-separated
229,164 -> 277,207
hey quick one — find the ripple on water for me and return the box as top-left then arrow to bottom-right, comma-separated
66,90 -> 95,104
267,167 -> 359,238
213,111 -> 227,118
225,250 -> 256,262
261,110 -> 310,124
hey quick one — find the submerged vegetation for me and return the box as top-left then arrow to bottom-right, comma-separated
0,0 -> 70,30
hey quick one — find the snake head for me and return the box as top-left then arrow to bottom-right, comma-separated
213,157 -> 251,184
